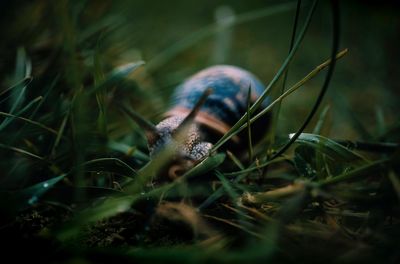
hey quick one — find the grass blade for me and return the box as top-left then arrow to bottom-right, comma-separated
0,96 -> 43,131
319,158 -> 389,187
270,0 -> 341,160
290,133 -> 368,161
81,158 -> 137,179
0,143 -> 45,161
246,87 -> 254,161
181,153 -> 226,180
213,48 -> 348,152
312,105 -> 331,134
0,174 -> 66,214
0,111 -> 58,135
0,76 -> 32,101
88,61 -> 145,94
211,0 -> 318,152
198,157 -> 285,210
270,0 -> 302,147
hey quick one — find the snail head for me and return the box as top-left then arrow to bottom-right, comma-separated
121,88 -> 213,179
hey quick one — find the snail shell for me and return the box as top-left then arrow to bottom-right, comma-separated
166,65 -> 269,141
148,65 -> 270,179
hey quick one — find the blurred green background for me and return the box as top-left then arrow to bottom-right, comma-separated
0,0 -> 398,140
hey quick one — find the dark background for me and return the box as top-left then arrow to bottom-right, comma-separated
0,0 -> 398,141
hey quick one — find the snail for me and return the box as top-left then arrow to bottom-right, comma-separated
125,65 -> 270,179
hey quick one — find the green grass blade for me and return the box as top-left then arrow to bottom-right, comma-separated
312,105 -> 331,134
0,143 -> 45,161
50,112 -> 69,157
213,48 -> 348,152
224,157 -> 287,176
81,158 -> 137,179
198,157 -> 286,210
0,96 -> 43,131
319,158 -> 389,187
55,183 -> 173,241
388,171 -> 400,202
107,141 -> 150,162
226,150 -> 245,170
271,0 -> 302,148
246,87 -> 254,161
94,36 -> 108,137
0,76 -> 32,101
10,47 -> 31,110
0,111 -> 58,135
211,0 -> 318,152
270,1 -> 341,160
290,133 -> 368,162
375,106 -> 386,137
87,61 -> 145,94
181,153 -> 226,180
23,174 -> 66,204
215,170 -> 239,202
43,186 -> 123,205
0,174 -> 66,214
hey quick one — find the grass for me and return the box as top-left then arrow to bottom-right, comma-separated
0,0 -> 399,263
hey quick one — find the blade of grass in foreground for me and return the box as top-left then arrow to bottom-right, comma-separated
0,174 -> 66,214
388,170 -> 400,201
270,0 -> 303,148
81,158 -> 138,179
0,76 -> 32,102
290,133 -> 368,161
212,47 -> 348,152
0,143 -> 45,161
122,144 -> 179,194
74,153 -> 222,236
50,111 -> 69,157
0,111 -> 58,135
55,182 -> 174,241
210,0 -> 318,152
224,156 -> 288,176
180,153 -> 226,180
215,170 -> 239,202
312,104 -> 331,134
0,96 -> 43,131
94,38 -> 108,137
270,0 -> 340,160
198,157 -> 286,210
318,158 -> 389,187
55,152 -> 226,241
107,141 -> 150,162
9,76 -> 60,146
226,150 -> 245,170
9,47 -> 31,110
87,61 -> 145,94
246,87 -> 254,162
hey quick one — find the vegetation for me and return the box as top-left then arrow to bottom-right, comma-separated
0,0 -> 399,263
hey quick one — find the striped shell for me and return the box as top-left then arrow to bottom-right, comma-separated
166,65 -> 269,141
150,65 -> 269,178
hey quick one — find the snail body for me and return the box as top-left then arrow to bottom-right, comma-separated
132,65 -> 270,178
